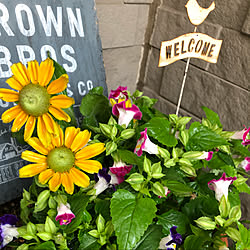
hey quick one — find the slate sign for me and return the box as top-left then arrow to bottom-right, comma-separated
0,0 -> 107,204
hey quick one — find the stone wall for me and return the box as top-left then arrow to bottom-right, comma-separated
95,0 -> 153,93
139,0 -> 250,131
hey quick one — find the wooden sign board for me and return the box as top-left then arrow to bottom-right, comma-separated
0,0 -> 107,204
159,33 -> 222,67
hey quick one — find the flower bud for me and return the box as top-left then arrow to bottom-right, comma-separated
108,116 -> 117,125
180,130 -> 189,146
120,129 -> 135,139
195,217 -> 216,230
126,173 -> 144,185
215,215 -> 225,227
100,123 -> 112,137
229,205 -> 241,221
34,190 -> 50,213
219,195 -> 231,218
180,165 -> 197,177
158,147 -> 170,160
96,214 -> 105,233
152,182 -> 165,197
105,141 -> 117,156
54,233 -> 65,245
143,156 -> 152,174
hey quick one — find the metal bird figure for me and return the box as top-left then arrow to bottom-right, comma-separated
185,0 -> 215,26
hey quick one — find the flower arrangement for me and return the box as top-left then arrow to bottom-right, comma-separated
0,58 -> 249,250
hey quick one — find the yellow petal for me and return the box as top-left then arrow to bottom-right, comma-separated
27,137 -> 49,155
11,110 -> 28,132
70,167 -> 90,188
21,150 -> 47,163
19,163 -> 47,178
49,106 -> 70,122
24,116 -> 36,141
50,95 -> 75,109
38,58 -> 54,86
64,127 -> 80,148
42,113 -> 54,134
75,143 -> 105,160
27,60 -> 39,84
0,89 -> 19,102
37,116 -> 51,147
38,169 -> 54,184
47,74 -> 69,94
6,76 -> 23,90
70,130 -> 91,152
1,105 -> 22,123
49,172 -> 62,192
75,160 -> 102,174
61,172 -> 74,195
11,62 -> 30,86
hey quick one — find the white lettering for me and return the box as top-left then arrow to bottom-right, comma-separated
87,80 -> 93,91
16,45 -> 35,66
66,8 -> 84,37
78,81 -> 86,96
0,100 -> 9,108
61,44 -> 77,72
40,45 -> 57,61
0,46 -> 12,78
0,3 -> 14,36
67,83 -> 73,97
15,4 -> 35,36
36,5 -> 62,37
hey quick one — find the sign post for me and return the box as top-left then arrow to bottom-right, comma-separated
0,0 -> 107,204
158,0 -> 222,116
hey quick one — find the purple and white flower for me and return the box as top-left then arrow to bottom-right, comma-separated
93,168 -> 124,196
0,214 -> 19,249
55,203 -> 75,225
109,86 -> 129,106
110,161 -> 132,177
231,126 -> 250,146
159,226 -> 182,250
134,128 -> 159,157
238,157 -> 250,172
197,151 -> 214,161
208,173 -> 237,201
112,100 -> 142,128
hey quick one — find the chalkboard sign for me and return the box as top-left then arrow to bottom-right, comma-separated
0,0 -> 107,204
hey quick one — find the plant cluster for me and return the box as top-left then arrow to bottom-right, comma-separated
0,58 -> 249,250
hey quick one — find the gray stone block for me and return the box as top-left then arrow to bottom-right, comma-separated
96,4 -> 149,49
242,7 -> 250,35
143,47 -> 163,94
162,0 -> 249,32
103,46 -> 142,94
208,28 -> 250,90
124,0 -> 153,3
160,61 -> 249,130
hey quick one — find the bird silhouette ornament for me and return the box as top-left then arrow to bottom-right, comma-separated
185,0 -> 215,26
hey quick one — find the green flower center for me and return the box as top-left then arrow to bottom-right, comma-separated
19,84 -> 50,117
47,147 -> 75,172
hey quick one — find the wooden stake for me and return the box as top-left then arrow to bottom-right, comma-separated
175,26 -> 197,116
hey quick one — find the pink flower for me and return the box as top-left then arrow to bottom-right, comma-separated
109,86 -> 129,106
134,128 -> 159,157
231,126 -> 250,146
55,203 -> 75,225
197,151 -> 214,161
208,173 -> 237,201
110,161 -> 132,177
112,100 -> 142,127
238,157 -> 250,172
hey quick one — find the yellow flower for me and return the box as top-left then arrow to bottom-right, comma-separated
19,126 -> 106,195
0,58 -> 74,146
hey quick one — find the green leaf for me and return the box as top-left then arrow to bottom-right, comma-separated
231,140 -> 250,157
225,227 -> 241,242
163,180 -> 194,197
142,117 -> 177,147
111,189 -> 157,249
234,182 -> 250,194
157,209 -> 189,235
219,195 -> 231,218
194,217 -> 216,230
237,222 -> 249,246
95,199 -> 111,221
63,193 -> 89,233
186,122 -> 229,151
78,231 -> 100,250
184,235 -> 207,250
133,224 -> 163,250
34,241 -> 56,250
80,87 -> 111,127
118,149 -> 144,169
126,173 -> 144,185
202,106 -> 222,128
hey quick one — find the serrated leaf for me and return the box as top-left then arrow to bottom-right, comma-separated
133,224 -> 163,250
157,209 -> 189,234
111,189 -> 157,250
142,117 -> 177,147
186,122 -> 229,151
202,106 -> 222,128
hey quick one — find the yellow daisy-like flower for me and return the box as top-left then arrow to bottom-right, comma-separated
0,58 -> 74,146
19,126 -> 106,195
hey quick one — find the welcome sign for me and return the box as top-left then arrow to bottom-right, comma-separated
0,0 -> 107,204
